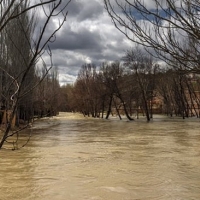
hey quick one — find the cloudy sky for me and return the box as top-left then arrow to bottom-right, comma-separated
44,0 -> 132,85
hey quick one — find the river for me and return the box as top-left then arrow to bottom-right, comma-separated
0,112 -> 200,200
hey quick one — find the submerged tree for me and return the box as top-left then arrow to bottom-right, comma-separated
123,48 -> 157,121
70,60 -> 200,121
99,62 -> 134,120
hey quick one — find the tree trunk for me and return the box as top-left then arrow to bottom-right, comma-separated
106,95 -> 113,119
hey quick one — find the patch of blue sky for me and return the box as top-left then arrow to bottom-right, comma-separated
129,8 -> 177,22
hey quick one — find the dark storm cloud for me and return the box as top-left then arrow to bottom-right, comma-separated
67,0 -> 104,21
50,26 -> 103,51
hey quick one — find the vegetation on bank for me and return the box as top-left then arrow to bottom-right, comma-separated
60,55 -> 200,122
0,0 -> 70,149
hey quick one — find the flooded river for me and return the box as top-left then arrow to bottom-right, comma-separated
0,112 -> 200,200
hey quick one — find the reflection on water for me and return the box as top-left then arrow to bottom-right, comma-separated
0,112 -> 200,200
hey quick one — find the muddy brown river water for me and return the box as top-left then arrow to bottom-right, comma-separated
0,112 -> 200,200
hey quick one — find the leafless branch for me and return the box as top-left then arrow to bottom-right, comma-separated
104,0 -> 200,72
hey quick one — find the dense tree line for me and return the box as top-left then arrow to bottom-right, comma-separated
63,51 -> 200,122
0,1 -> 63,124
0,0 -> 71,149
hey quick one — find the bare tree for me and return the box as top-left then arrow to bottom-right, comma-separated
0,0 -> 71,150
0,1 -> 37,125
0,0 -> 61,32
100,62 -> 134,120
33,67 -> 60,118
123,48 -> 157,121
104,0 -> 200,73
74,63 -> 102,117
59,84 -> 75,112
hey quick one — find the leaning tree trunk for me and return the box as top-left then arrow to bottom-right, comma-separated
106,95 -> 113,119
